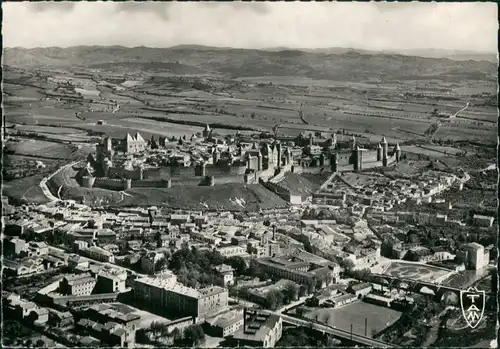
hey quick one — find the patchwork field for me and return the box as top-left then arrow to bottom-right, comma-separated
382,262 -> 453,282
3,54 -> 497,145
305,301 -> 402,337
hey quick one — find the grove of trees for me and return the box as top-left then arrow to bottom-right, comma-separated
168,244 -> 224,288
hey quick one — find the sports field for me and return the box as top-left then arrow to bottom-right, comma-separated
305,301 -> 402,338
383,261 -> 452,282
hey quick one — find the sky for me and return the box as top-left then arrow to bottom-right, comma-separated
2,2 -> 498,52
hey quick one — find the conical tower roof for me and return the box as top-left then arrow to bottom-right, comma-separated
381,136 -> 388,144
135,132 -> 145,143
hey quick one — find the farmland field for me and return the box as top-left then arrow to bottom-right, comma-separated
305,301 -> 402,337
10,124 -> 87,135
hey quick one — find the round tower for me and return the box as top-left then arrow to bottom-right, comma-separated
166,179 -> 172,188
353,145 -> 363,172
394,143 -> 401,162
213,149 -> 220,165
276,142 -> 282,167
381,136 -> 388,159
319,152 -> 325,167
285,147 -> 292,165
246,155 -> 253,170
206,176 -> 215,187
331,133 -> 337,147
82,176 -> 96,188
309,133 -> 313,146
376,143 -> 383,162
330,153 -> 338,172
257,151 -> 263,171
203,124 -> 211,138
123,178 -> 132,190
351,135 -> 357,150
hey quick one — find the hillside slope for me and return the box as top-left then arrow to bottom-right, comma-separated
3,46 -> 497,82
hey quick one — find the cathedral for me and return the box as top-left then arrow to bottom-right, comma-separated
124,132 -> 147,154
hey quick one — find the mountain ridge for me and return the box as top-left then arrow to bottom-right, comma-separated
3,45 -> 497,82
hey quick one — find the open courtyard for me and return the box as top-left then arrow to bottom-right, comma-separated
382,261 -> 453,282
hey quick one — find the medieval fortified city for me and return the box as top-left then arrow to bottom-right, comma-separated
1,2 -> 498,348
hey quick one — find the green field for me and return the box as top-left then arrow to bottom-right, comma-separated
2,176 -> 50,205
305,301 -> 402,338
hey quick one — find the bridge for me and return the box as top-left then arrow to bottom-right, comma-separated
369,273 -> 494,300
257,309 -> 395,348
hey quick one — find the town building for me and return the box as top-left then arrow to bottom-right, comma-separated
59,273 -> 97,296
140,251 -> 165,274
456,242 -> 489,270
133,275 -> 229,322
233,309 -> 283,348
347,282 -> 373,298
82,246 -> 115,263
204,308 -> 244,337
96,269 -> 127,293
472,214 -> 495,228
255,254 -> 340,286
214,264 -> 235,287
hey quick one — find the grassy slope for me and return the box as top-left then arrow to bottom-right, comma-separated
59,183 -> 289,211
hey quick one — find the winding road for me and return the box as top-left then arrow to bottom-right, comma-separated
39,161 -> 80,202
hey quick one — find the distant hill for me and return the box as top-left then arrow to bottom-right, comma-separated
265,47 -> 498,63
3,45 -> 497,82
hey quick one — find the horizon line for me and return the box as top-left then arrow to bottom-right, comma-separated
3,44 -> 497,55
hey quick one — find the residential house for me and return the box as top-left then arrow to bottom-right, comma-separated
214,264 -> 235,287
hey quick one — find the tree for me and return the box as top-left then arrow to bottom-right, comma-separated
296,306 -> 305,317
246,259 -> 259,277
298,285 -> 308,298
171,328 -> 182,341
283,282 -> 299,303
266,289 -> 284,310
305,278 -> 316,295
154,258 -> 168,273
35,340 -> 45,347
226,256 -> 247,275
339,258 -> 355,272
183,325 -> 205,346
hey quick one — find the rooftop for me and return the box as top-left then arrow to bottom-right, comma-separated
234,311 -> 281,342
